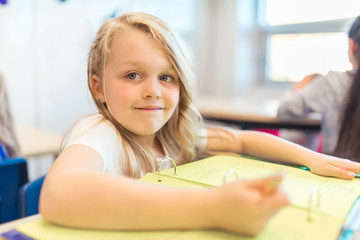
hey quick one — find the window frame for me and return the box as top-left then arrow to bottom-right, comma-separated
256,14 -> 354,85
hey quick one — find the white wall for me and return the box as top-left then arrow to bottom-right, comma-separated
196,0 -> 238,96
1,0 -> 108,134
0,1 -> 37,125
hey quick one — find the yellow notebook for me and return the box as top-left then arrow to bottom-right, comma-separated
139,154 -> 360,240
12,155 -> 360,240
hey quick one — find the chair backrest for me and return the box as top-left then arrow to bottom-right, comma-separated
18,175 -> 45,217
0,158 -> 28,223
0,144 -> 7,160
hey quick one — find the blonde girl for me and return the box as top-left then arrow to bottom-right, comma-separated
40,12 -> 360,236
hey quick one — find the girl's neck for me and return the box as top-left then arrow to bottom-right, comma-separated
136,134 -> 165,158
153,138 -> 165,158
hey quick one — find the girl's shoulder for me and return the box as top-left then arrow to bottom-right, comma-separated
66,114 -> 119,146
64,114 -> 123,174
323,70 -> 355,87
320,70 -> 354,99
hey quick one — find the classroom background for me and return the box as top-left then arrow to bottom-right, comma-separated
1,0 -> 360,179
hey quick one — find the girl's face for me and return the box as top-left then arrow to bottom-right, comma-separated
96,30 -> 180,142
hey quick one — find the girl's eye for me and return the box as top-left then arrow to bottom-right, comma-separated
126,73 -> 140,80
159,75 -> 173,82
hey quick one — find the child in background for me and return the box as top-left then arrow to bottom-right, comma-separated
333,50 -> 360,162
277,16 -> 360,155
278,73 -> 324,152
0,73 -> 20,159
39,12 -> 360,236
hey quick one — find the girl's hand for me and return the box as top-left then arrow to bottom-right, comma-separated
307,153 -> 360,180
212,174 -> 289,236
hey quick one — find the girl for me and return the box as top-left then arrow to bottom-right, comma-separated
39,12 -> 360,236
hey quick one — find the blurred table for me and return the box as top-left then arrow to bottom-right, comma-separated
15,124 -> 62,158
198,96 -> 321,130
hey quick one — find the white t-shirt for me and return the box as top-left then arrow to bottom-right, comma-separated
64,114 -> 207,176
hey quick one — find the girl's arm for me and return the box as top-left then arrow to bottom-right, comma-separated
39,144 -> 288,236
205,128 -> 360,180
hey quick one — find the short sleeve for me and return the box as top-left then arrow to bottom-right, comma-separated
63,114 -> 121,174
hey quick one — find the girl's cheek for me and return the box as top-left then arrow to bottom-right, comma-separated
108,85 -> 134,99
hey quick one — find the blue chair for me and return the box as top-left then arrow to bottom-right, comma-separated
0,144 -> 7,160
0,158 -> 28,223
18,175 -> 45,217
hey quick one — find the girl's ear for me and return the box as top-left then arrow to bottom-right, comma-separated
91,75 -> 105,103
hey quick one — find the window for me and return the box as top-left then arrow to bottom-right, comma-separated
258,0 -> 360,83
268,33 -> 349,82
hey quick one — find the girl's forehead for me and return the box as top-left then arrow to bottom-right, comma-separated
108,29 -> 171,64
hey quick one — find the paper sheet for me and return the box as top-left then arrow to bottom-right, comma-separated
170,206 -> 344,240
159,155 -> 360,217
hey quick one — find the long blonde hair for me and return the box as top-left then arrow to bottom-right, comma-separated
87,12 -> 201,178
0,73 -> 20,158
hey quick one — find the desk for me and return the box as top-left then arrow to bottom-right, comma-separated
1,214 -> 359,240
1,153 -> 360,240
198,96 -> 321,130
15,124 -> 62,158
0,214 -> 40,234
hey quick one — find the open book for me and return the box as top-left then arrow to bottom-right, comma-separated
140,154 -> 360,240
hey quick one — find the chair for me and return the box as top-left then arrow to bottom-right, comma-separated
18,175 -> 46,217
0,158 -> 28,223
0,144 -> 7,160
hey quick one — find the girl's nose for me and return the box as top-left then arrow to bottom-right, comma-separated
142,78 -> 161,99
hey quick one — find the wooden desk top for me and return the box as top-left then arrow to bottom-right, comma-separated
198,96 -> 321,130
198,96 -> 279,120
15,124 -> 62,158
